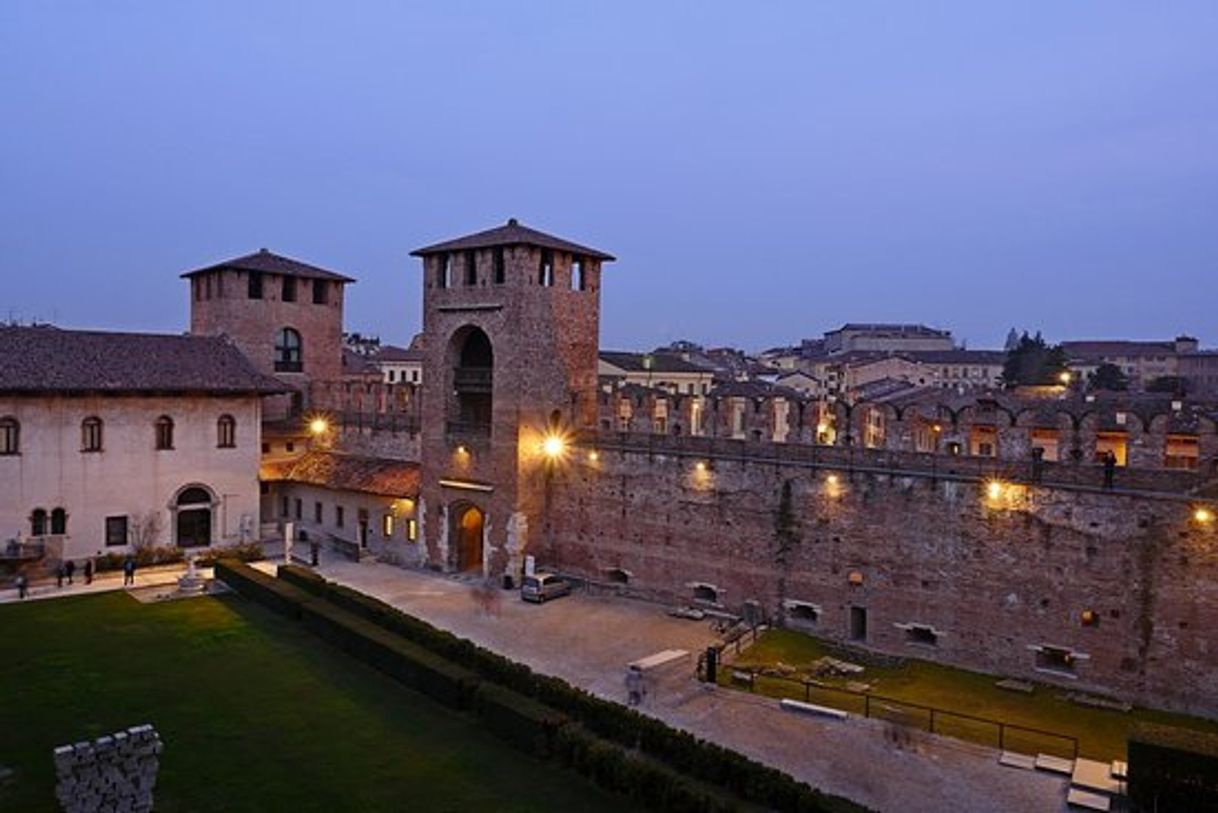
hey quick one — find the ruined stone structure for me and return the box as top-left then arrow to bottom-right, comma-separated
410,219 -> 613,577
53,724 -> 162,813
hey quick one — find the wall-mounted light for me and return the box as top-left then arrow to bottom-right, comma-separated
542,434 -> 566,460
309,417 -> 329,435
986,480 -> 1005,501
1195,507 -> 1215,524
587,450 -> 599,463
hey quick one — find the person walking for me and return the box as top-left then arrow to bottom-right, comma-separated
64,559 -> 76,585
83,558 -> 94,585
56,563 -> 65,588
16,573 -> 28,599
122,556 -> 136,587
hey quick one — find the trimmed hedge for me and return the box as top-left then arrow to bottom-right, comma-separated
278,564 -> 329,597
288,568 -> 865,813
215,560 -> 312,619
219,562 -> 480,710
554,724 -> 738,813
1128,722 -> 1218,812
473,682 -> 567,756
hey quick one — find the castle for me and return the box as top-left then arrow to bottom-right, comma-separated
3,218 -> 1216,719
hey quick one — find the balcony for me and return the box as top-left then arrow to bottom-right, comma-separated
454,367 -> 492,393
446,420 -> 491,440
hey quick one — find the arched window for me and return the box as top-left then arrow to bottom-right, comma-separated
275,328 -> 303,372
176,487 -> 212,506
155,416 -> 174,450
81,416 -> 103,452
0,417 -> 18,455
217,414 -> 236,448
30,508 -> 47,536
50,507 -> 67,535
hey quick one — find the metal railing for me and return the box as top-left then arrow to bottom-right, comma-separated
714,663 -> 1079,760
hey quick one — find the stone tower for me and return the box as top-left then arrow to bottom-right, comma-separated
410,219 -> 614,578
183,249 -> 353,415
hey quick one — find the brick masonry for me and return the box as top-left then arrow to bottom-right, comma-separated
542,439 -> 1218,716
53,724 -> 162,813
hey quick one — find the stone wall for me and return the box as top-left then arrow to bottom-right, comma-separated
53,724 -> 162,813
544,433 -> 1218,717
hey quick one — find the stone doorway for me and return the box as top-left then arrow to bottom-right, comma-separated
849,606 -> 868,641
175,487 -> 213,548
453,504 -> 484,573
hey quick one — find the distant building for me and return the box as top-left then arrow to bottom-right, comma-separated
823,323 -> 955,355
599,351 -> 715,395
1063,336 -> 1200,390
370,341 -> 425,386
0,325 -> 283,562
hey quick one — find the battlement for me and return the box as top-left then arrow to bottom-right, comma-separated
596,384 -> 1218,482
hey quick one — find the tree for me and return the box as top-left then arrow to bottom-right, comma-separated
774,479 -> 801,627
1001,332 -> 1068,388
1089,363 -> 1130,392
130,510 -> 164,550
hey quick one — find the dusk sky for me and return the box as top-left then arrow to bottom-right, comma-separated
2,3 -> 1215,352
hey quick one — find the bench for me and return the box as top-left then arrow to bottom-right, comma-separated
780,698 -> 848,720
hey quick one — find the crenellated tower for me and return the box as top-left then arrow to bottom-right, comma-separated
411,218 -> 613,577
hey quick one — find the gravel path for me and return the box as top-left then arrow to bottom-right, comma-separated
282,556 -> 1070,813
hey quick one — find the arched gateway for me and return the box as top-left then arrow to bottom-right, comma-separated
452,503 -> 485,572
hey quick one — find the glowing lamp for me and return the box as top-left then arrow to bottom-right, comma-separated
987,480 -> 1004,500
588,450 -> 599,462
1196,508 -> 1215,524
309,417 -> 329,435
827,474 -> 839,486
542,435 -> 566,459
1059,372 -> 1072,385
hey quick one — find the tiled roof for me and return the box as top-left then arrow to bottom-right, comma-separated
342,349 -> 381,376
260,451 -> 419,498
833,323 -> 951,337
600,351 -> 710,374
373,344 -> 424,363
411,218 -> 615,261
181,248 -> 355,283
909,350 -> 1007,365
0,325 -> 287,395
1062,340 -> 1175,359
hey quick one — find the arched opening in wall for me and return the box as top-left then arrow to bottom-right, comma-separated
606,568 -> 630,585
692,583 -> 719,604
786,602 -> 820,626
175,486 -> 214,548
452,503 -> 484,573
448,326 -> 493,438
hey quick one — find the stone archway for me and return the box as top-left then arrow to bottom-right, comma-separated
175,486 -> 214,548
452,503 -> 485,572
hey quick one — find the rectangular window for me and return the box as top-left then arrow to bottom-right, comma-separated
336,506 -> 345,528
571,256 -> 585,290
81,419 -> 103,452
248,271 -> 264,299
464,250 -> 477,285
105,515 -> 128,547
314,501 -> 323,523
493,247 -> 505,284
539,250 -> 554,286
281,496 -> 290,517
282,275 -> 297,302
312,279 -> 328,305
294,498 -> 302,520
382,513 -> 394,538
406,518 -> 417,541
437,255 -> 451,289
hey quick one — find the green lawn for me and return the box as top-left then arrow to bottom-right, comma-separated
0,591 -> 627,812
723,629 -> 1218,762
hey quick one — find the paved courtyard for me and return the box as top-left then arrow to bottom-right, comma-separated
286,555 -> 1070,813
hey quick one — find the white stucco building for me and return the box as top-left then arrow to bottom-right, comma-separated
0,326 -> 284,563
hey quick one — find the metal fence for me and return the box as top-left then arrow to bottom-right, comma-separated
703,660 -> 1079,760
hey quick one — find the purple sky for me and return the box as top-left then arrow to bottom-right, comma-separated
2,3 -> 1216,352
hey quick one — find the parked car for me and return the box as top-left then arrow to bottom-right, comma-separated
521,572 -> 572,603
